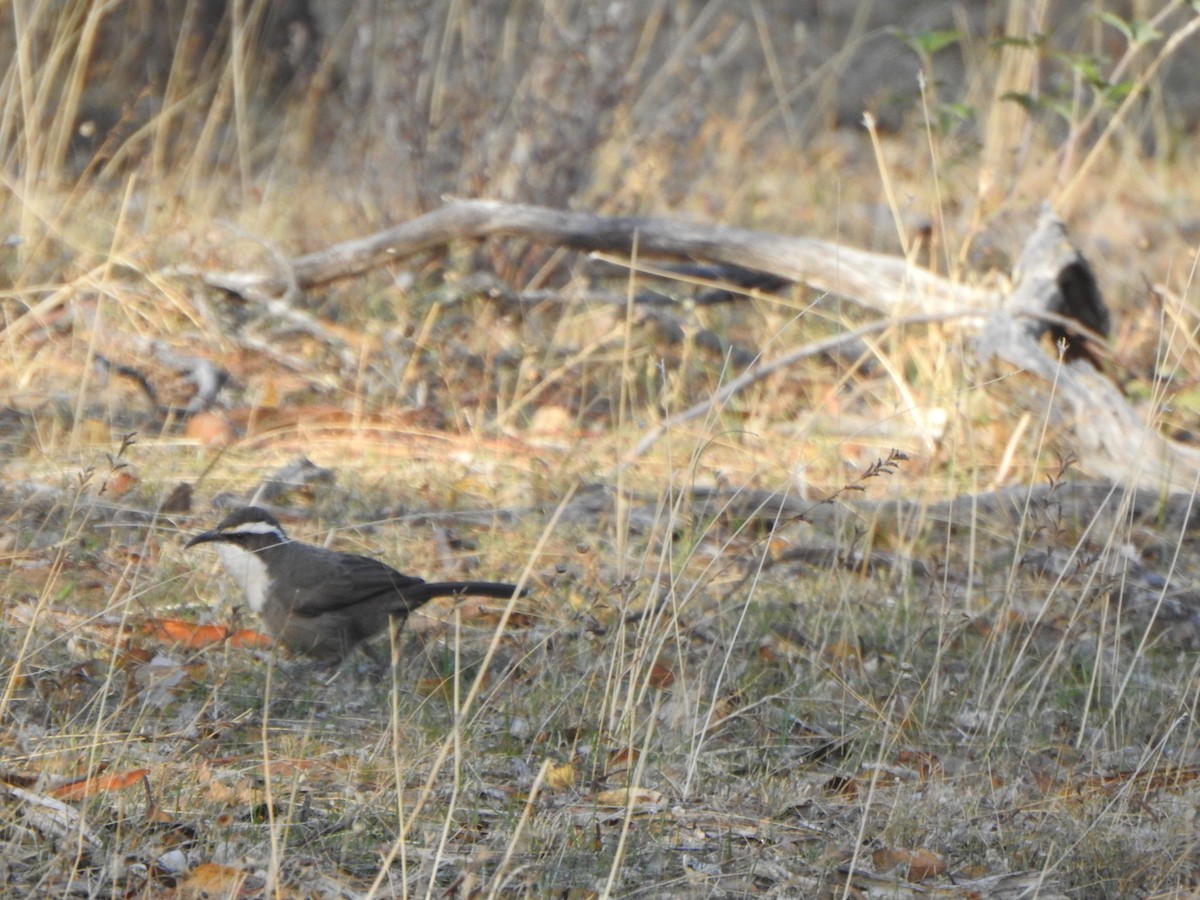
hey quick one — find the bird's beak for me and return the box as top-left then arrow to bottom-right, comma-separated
185,530 -> 221,549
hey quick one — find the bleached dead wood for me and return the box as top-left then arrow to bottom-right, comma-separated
201,198 -> 994,314
196,199 -> 1200,494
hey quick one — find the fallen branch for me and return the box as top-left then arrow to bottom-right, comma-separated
193,198 -> 1199,493
199,198 -> 994,315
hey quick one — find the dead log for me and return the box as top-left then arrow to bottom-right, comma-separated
200,198 -> 993,315
194,199 -> 1200,494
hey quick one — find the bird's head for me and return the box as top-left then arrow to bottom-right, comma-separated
185,506 -> 290,614
184,506 -> 289,552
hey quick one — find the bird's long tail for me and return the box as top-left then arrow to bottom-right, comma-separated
398,581 -> 522,611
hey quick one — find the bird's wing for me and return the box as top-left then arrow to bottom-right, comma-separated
286,551 -> 429,617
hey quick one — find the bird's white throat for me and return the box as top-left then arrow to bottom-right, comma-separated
216,543 -> 272,613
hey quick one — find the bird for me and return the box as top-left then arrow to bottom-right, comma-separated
185,506 -> 522,664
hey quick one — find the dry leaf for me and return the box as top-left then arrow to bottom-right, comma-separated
871,847 -> 909,873
545,759 -> 578,790
142,619 -> 271,650
870,847 -> 946,882
607,747 -> 640,771
822,640 -> 862,664
185,411 -> 235,446
179,863 -> 252,898
594,787 -> 664,809
101,467 -> 138,497
648,661 -> 675,689
822,775 -> 858,799
528,404 -> 574,436
906,848 -> 946,881
51,768 -> 149,800
895,749 -> 942,781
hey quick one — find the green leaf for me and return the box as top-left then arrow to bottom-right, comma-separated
1095,11 -> 1133,42
1000,91 -> 1039,112
1130,21 -> 1162,44
991,34 -> 1043,50
939,102 -> 973,123
1046,98 -> 1076,123
1096,12 -> 1161,45
1059,52 -> 1107,89
912,29 -> 962,55
1103,79 -> 1134,103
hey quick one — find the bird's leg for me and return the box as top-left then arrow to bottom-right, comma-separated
387,615 -> 409,669
360,640 -> 388,677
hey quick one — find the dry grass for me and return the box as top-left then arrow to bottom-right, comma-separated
4,2 -> 1200,897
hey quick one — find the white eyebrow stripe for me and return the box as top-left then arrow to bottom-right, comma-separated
226,521 -> 284,536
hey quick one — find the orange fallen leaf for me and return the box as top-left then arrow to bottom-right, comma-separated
228,628 -> 274,649
101,467 -> 138,497
144,619 -> 226,646
179,862 -> 250,898
52,768 -> 148,800
906,848 -> 946,881
185,411 -> 236,447
142,619 -> 272,650
648,662 -> 675,689
871,846 -> 946,882
607,747 -> 640,771
871,847 -> 909,873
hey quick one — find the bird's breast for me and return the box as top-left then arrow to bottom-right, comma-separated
215,544 -> 272,613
